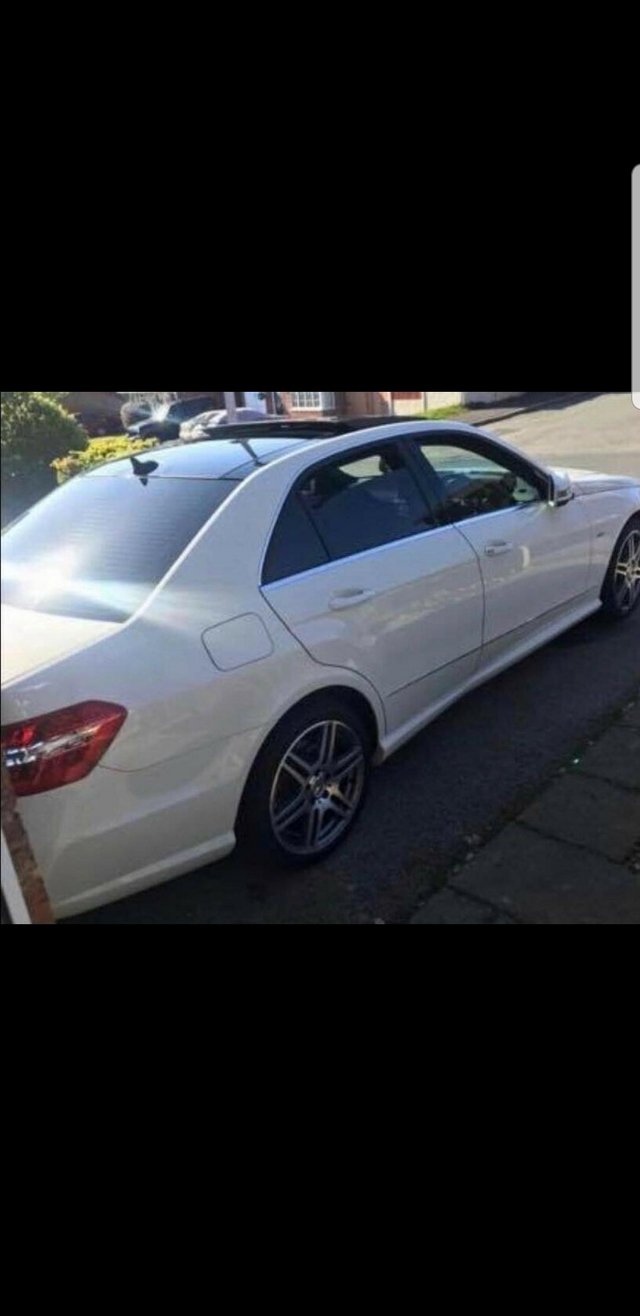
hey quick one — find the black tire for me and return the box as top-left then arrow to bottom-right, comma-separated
237,694 -> 374,868
601,514 -> 640,619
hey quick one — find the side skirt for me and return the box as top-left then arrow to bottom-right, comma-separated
378,595 -> 602,762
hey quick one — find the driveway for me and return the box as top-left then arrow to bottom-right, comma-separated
70,393 -> 640,924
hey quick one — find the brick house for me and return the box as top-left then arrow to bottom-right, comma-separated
280,391 -> 525,418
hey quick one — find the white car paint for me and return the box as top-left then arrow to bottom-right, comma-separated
453,498 -> 593,648
264,523 -> 485,734
0,602 -> 121,685
1,420 -> 638,918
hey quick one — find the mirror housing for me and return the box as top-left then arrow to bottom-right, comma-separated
548,470 -> 575,507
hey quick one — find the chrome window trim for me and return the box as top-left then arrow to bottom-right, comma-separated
258,432 -> 549,590
260,503 -> 543,593
452,501 -> 542,526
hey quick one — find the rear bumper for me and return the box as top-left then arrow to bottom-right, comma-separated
17,726 -> 264,918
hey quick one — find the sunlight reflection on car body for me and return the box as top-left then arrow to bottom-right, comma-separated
1,554 -> 149,621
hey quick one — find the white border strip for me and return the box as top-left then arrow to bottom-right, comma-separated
633,166 -> 639,408
1,830 -> 32,925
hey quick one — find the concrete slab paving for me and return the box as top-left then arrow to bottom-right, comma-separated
573,726 -> 640,791
451,823 -> 640,925
520,775 -> 640,864
411,889 -> 514,925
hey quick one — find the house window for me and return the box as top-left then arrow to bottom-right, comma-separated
291,392 -> 323,410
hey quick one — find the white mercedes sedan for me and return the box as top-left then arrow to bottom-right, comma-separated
2,421 -> 639,918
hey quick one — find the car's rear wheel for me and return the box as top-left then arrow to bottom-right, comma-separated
602,515 -> 640,619
238,695 -> 373,867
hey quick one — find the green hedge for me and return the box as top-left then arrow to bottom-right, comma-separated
1,391 -> 89,525
1,392 -> 88,478
52,436 -> 159,483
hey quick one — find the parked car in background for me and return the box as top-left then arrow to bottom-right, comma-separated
180,401 -> 289,441
126,395 -> 218,444
180,408 -> 272,441
2,419 -> 638,919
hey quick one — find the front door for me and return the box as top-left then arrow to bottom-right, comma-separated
413,435 -> 593,655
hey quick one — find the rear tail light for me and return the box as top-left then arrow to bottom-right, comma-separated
1,701 -> 128,797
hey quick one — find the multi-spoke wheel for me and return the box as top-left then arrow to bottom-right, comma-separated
239,696 -> 373,867
270,720 -> 366,858
602,517 -> 640,619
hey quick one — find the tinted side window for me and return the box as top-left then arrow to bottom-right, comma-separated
299,444 -> 434,563
417,442 -> 543,523
262,491 -> 329,584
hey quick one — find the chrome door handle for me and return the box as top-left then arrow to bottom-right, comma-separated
484,541 -> 513,557
329,589 -> 377,610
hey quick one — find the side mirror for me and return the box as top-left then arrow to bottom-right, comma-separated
548,470 -> 575,507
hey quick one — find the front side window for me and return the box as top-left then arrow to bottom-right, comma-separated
417,442 -> 544,523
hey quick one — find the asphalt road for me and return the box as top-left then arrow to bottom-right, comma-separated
71,393 -> 640,925
489,392 -> 640,478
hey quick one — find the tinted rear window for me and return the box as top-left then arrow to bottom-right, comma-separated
1,474 -> 237,622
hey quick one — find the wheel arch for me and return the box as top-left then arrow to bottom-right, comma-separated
601,509 -> 640,591
299,683 -> 381,754
234,680 -> 384,833
600,510 -> 640,614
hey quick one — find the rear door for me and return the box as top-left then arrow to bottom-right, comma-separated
261,440 -> 485,730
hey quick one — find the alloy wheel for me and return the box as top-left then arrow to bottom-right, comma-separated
614,529 -> 640,613
269,720 -> 366,858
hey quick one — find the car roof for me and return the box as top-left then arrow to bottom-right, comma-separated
85,419 -> 420,482
85,418 -> 508,484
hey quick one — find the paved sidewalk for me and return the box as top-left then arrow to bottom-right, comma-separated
411,695 -> 640,925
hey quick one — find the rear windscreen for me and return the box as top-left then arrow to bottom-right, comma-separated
1,474 -> 237,622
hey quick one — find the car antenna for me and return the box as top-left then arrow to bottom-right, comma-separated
228,437 -> 268,466
130,455 -> 159,486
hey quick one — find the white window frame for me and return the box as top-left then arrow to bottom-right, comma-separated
290,392 -> 335,412
290,392 -> 323,411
